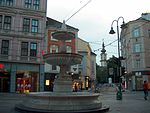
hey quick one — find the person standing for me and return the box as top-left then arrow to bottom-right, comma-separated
143,80 -> 148,100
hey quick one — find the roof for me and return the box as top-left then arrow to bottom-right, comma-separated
46,17 -> 79,31
127,17 -> 150,25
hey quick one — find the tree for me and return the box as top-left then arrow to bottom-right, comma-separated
96,63 -> 108,83
107,56 -> 120,83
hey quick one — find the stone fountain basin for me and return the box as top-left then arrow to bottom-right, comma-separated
17,92 -> 102,112
52,31 -> 75,40
43,53 -> 83,65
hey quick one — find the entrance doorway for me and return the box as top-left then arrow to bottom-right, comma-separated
0,72 -> 10,92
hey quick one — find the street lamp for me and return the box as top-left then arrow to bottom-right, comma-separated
109,16 -> 125,100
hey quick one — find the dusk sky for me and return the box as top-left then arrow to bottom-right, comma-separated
47,0 -> 149,64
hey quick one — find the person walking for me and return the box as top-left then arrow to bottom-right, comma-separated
143,80 -> 148,100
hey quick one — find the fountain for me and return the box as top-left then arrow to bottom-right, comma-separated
15,21 -> 109,113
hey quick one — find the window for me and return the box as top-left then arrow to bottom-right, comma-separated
0,0 -> 13,6
3,16 -> 11,30
23,18 -> 30,32
30,43 -> 37,57
133,44 -> 141,53
134,59 -> 141,68
21,42 -> 28,56
33,0 -> 40,10
25,0 -> 32,8
0,15 -> 2,29
31,19 -> 38,33
132,28 -> 140,38
6,0 -> 13,6
66,46 -> 72,53
1,40 -> 9,55
24,0 -> 40,10
50,45 -> 58,53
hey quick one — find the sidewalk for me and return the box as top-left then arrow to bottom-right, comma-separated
0,91 -> 149,113
100,91 -> 150,113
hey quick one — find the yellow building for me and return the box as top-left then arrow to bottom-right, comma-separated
75,38 -> 96,90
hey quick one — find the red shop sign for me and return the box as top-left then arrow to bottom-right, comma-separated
0,64 -> 4,69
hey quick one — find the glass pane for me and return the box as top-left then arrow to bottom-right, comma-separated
30,43 -> 37,49
1,40 -> 9,55
21,42 -> 28,56
31,19 -> 38,33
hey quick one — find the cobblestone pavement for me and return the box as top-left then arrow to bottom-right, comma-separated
0,91 -> 149,113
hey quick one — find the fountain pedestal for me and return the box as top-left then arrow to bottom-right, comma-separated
54,73 -> 73,93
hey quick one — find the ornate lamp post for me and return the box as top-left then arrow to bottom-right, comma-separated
109,16 -> 125,100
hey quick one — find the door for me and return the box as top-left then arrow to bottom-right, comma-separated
0,77 -> 10,92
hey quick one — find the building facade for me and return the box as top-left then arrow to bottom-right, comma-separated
77,38 -> 97,90
0,0 -> 47,92
120,13 -> 150,90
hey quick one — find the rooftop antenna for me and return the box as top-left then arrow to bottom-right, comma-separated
65,0 -> 92,23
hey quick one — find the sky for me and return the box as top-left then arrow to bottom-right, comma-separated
47,0 -> 150,65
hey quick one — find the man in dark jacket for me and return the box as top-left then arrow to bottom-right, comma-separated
143,80 -> 148,100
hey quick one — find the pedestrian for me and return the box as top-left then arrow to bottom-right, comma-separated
74,84 -> 78,92
143,80 -> 148,100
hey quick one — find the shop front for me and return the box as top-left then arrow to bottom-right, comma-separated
16,71 -> 38,93
44,73 -> 56,91
0,62 -> 44,93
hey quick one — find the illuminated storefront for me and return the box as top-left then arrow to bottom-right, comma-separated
44,73 -> 56,91
0,62 -> 44,93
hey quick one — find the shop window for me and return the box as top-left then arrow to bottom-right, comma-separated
30,42 -> 37,57
45,80 -> 50,86
23,18 -> 30,32
21,42 -> 28,56
1,40 -> 9,55
3,16 -> 11,30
